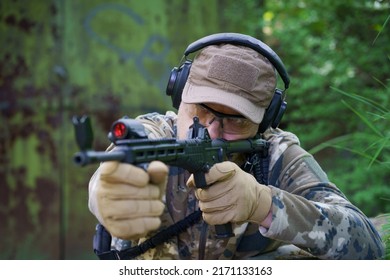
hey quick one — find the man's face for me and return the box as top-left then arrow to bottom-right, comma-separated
177,102 -> 259,140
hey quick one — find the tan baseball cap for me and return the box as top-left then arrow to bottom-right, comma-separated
181,44 -> 277,124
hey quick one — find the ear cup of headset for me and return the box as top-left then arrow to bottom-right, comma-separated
258,89 -> 283,133
166,60 -> 192,109
272,100 -> 287,129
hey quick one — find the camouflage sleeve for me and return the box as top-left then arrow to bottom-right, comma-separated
135,111 -> 177,139
261,141 -> 385,259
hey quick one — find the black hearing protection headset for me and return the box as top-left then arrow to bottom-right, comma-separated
166,33 -> 290,133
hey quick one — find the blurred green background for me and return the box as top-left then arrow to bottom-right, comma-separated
1,0 -> 389,259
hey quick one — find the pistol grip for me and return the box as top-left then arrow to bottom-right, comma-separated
194,171 -> 208,189
193,171 -> 234,238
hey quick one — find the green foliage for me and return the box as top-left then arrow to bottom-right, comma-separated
307,76 -> 390,216
265,0 -> 390,145
304,12 -> 390,217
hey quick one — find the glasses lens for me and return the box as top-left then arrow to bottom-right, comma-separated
223,117 -> 256,134
195,104 -> 255,135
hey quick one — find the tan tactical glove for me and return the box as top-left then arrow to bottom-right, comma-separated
88,160 -> 169,240
187,161 -> 272,225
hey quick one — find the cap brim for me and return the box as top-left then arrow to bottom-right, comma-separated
182,82 -> 265,124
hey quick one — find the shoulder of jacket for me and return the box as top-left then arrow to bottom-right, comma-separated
263,128 -> 303,171
135,111 -> 177,139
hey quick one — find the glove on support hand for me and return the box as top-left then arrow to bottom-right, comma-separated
89,161 -> 168,240
187,161 -> 272,226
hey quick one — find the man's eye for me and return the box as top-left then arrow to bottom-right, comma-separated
227,118 -> 242,124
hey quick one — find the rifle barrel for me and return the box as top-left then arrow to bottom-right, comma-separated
73,150 -> 126,166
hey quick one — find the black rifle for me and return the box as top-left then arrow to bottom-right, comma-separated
72,115 -> 269,238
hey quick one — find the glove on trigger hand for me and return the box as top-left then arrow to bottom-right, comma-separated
89,161 -> 168,240
187,161 -> 272,226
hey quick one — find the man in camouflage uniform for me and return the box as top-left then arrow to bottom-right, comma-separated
88,33 -> 385,260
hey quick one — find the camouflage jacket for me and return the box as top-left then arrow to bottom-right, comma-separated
106,111 -> 384,260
